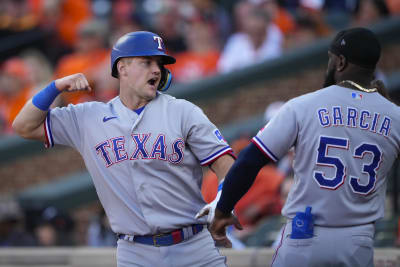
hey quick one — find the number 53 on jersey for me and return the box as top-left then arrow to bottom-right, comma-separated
314,136 -> 382,195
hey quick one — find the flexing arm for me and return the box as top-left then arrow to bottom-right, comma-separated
12,73 -> 92,141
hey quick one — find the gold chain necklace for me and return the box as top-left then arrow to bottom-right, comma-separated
339,80 -> 377,93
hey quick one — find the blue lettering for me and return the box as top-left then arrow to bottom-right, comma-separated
168,139 -> 184,164
360,110 -> 370,130
333,107 -> 343,126
347,108 -> 357,128
151,135 -> 167,160
95,141 -> 113,167
318,108 -> 330,127
370,113 -> 380,133
111,137 -> 128,162
131,134 -> 150,159
379,117 -> 391,137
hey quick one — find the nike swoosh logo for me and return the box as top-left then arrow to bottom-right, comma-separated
103,116 -> 118,122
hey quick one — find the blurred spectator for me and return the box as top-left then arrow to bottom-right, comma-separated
185,0 -> 232,46
254,0 -> 297,37
54,19 -> 116,104
35,222 -> 57,246
26,0 -> 93,63
297,0 -> 332,36
34,206 -> 75,246
202,136 -> 284,229
25,0 -> 70,65
0,196 -> 35,247
91,0 -> 113,20
54,0 -> 92,48
169,19 -> 220,83
0,0 -> 39,33
109,0 -> 142,35
323,0 -> 358,13
386,0 -> 400,14
264,100 -> 284,122
284,11 -> 329,50
351,0 -> 390,27
151,1 -> 186,55
0,57 -> 34,134
232,0 -> 254,32
21,49 -> 53,91
217,4 -> 283,73
87,209 -> 117,247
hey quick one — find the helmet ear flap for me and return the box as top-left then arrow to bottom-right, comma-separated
158,67 -> 173,92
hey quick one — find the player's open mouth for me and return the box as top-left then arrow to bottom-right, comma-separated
147,78 -> 158,86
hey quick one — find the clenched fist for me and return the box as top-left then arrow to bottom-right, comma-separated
55,73 -> 92,92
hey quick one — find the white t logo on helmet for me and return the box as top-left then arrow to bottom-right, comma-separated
153,36 -> 164,51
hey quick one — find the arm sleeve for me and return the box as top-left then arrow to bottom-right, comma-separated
216,142 -> 271,214
44,103 -> 85,150
184,104 -> 233,165
252,101 -> 298,161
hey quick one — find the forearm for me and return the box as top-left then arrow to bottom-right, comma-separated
216,143 -> 271,214
210,154 -> 235,183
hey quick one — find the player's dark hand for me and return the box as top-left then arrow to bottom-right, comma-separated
209,208 -> 243,248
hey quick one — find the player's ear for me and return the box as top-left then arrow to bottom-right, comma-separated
117,60 -> 127,77
337,54 -> 347,72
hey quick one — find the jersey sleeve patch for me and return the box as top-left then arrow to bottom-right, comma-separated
214,129 -> 226,143
44,111 -> 54,148
200,145 -> 233,166
251,137 -> 278,162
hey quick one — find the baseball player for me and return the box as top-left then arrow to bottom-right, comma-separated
207,27 -> 400,267
13,31 -> 235,267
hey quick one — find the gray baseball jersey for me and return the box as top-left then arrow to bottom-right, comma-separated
253,85 -> 400,227
44,93 -> 232,235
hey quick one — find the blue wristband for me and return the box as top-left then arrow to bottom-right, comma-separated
32,81 -> 61,111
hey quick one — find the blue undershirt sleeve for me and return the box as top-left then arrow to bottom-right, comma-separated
216,142 -> 272,214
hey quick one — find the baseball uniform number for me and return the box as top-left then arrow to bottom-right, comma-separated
314,136 -> 382,195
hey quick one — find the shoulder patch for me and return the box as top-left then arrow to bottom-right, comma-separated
214,129 -> 226,142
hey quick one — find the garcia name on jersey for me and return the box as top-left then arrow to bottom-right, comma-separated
317,106 -> 391,137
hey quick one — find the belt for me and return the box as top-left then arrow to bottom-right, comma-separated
117,224 -> 204,247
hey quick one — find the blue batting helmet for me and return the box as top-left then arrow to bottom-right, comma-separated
111,31 -> 176,84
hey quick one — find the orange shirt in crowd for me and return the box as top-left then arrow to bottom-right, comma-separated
0,58 -> 33,134
169,51 -> 220,83
387,0 -> 400,14
0,86 -> 33,134
201,165 -> 284,227
28,0 -> 92,47
273,8 -> 296,35
54,49 -> 109,104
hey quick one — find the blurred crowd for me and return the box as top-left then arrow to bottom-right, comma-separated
0,0 -> 398,135
0,195 -> 117,247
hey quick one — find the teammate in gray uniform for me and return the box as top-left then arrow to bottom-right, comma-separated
207,28 -> 400,267
13,31 -> 235,267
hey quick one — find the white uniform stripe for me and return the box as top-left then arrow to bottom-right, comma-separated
200,146 -> 232,166
251,137 -> 278,162
44,112 -> 54,148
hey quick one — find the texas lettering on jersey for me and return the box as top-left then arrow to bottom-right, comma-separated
95,133 -> 185,167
